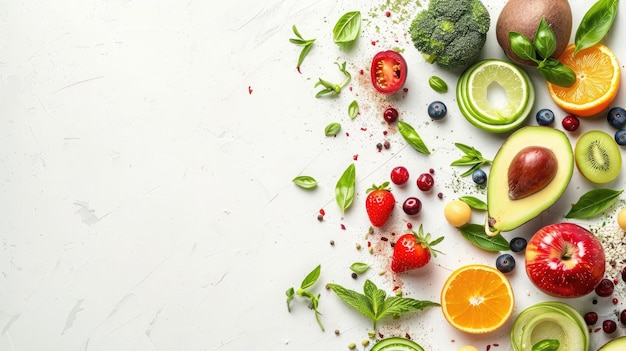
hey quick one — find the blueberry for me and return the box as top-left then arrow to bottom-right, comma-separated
615,129 -> 626,146
536,108 -> 555,126
607,107 -> 626,129
471,169 -> 487,185
509,237 -> 527,253
428,101 -> 447,120
496,253 -> 516,273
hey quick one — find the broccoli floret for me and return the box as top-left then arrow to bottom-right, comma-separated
409,0 -> 490,70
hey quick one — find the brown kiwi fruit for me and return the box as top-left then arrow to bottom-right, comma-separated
574,130 -> 622,184
496,0 -> 572,66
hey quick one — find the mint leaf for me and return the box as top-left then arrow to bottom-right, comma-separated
327,283 -> 375,320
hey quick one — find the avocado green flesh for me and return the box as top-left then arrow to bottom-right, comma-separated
598,336 -> 626,350
487,126 -> 574,233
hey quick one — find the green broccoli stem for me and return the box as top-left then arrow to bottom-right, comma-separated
422,53 -> 437,64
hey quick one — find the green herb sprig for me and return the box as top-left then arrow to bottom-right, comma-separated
289,25 -> 316,70
325,122 -> 341,136
292,175 -> 318,189
286,265 -> 325,331
397,121 -> 430,155
327,279 -> 439,331
349,262 -> 370,274
575,0 -> 619,53
335,163 -> 356,213
532,339 -> 560,351
333,11 -> 361,49
509,17 -> 576,87
348,100 -> 359,120
565,188 -> 623,219
315,61 -> 352,98
450,143 -> 491,177
459,196 -> 487,211
459,223 -> 509,252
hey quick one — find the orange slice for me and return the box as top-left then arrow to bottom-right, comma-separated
440,264 -> 514,334
547,43 -> 621,117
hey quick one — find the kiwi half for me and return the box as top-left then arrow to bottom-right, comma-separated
574,130 -> 622,184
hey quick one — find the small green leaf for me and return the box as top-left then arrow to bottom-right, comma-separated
327,282 -> 375,320
300,265 -> 321,289
350,262 -> 370,274
289,25 -> 316,69
575,0 -> 619,53
348,100 -> 359,120
537,59 -> 576,87
532,339 -> 560,351
325,122 -> 341,136
565,188 -> 623,219
397,121 -> 430,155
459,196 -> 487,211
292,175 -> 318,189
333,11 -> 361,49
335,163 -> 356,213
509,31 -> 537,62
286,287 -> 295,311
459,223 -> 509,251
533,17 -> 557,59
428,76 -> 448,93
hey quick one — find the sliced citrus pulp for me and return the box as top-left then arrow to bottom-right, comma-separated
547,43 -> 621,117
440,264 -> 514,334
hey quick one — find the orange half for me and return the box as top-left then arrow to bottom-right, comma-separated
441,264 -> 514,334
547,43 -> 620,117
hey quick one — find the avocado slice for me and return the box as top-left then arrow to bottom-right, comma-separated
598,336 -> 626,350
486,126 -> 574,235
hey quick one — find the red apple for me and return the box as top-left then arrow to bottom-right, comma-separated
525,222 -> 605,298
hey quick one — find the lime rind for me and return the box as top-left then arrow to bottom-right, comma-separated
457,59 -> 535,133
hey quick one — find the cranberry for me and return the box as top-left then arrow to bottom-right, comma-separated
584,311 -> 598,325
603,319 -> 617,334
383,107 -> 399,123
620,309 -> 626,326
402,197 -> 422,215
416,173 -> 434,191
562,115 -> 580,131
622,266 -> 626,283
390,166 -> 410,185
595,278 -> 615,297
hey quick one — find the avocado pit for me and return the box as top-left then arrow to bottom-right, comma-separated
508,146 -> 557,200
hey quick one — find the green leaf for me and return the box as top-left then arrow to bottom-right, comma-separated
349,262 -> 370,274
534,17 -> 557,59
459,223 -> 509,251
348,100 -> 359,120
565,188 -> 623,219
286,287 -> 295,312
509,31 -> 537,61
300,265 -> 321,289
292,175 -> 318,189
459,196 -> 487,211
575,0 -> 619,53
290,25 -> 315,69
327,283 -> 375,320
537,59 -> 576,87
379,296 -> 440,321
325,122 -> 341,136
335,163 -> 356,213
397,121 -> 430,155
532,339 -> 560,351
428,76 -> 448,93
333,11 -> 361,48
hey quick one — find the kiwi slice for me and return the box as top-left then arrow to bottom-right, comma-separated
574,130 -> 622,184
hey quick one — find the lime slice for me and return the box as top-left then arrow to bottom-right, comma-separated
457,59 -> 535,133
520,311 -> 585,351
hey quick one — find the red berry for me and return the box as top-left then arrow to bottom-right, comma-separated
595,278 -> 615,297
402,197 -> 422,215
584,311 -> 598,325
390,166 -> 409,185
384,107 -> 399,123
622,266 -> 626,283
602,319 -> 617,334
365,183 -> 395,227
620,309 -> 626,325
562,115 -> 580,131
390,225 -> 443,273
416,173 -> 434,191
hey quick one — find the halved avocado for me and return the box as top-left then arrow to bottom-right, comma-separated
598,336 -> 626,350
486,126 -> 574,235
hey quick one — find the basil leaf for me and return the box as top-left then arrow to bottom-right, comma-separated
286,287 -> 295,311
350,262 -> 370,274
348,100 -> 359,120
509,32 -> 537,61
325,122 -> 341,136
532,339 -> 560,351
575,0 -> 619,53
333,11 -> 361,49
538,59 -> 576,87
459,196 -> 488,211
534,17 -> 557,59
397,121 -> 430,155
292,175 -> 318,189
459,223 -> 509,251
428,75 -> 448,93
300,264 -> 321,289
335,163 -> 356,213
565,188 -> 623,219
327,283 -> 375,320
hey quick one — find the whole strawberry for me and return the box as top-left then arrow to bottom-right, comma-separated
365,182 -> 395,227
391,225 -> 444,273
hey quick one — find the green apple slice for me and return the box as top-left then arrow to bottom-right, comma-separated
598,336 -> 626,350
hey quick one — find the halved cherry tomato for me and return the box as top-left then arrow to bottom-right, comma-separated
370,50 -> 407,94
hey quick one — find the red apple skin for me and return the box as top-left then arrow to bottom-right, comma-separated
525,223 -> 605,298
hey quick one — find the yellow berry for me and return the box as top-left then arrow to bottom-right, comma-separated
456,346 -> 479,351
618,207 -> 626,230
444,200 -> 472,227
